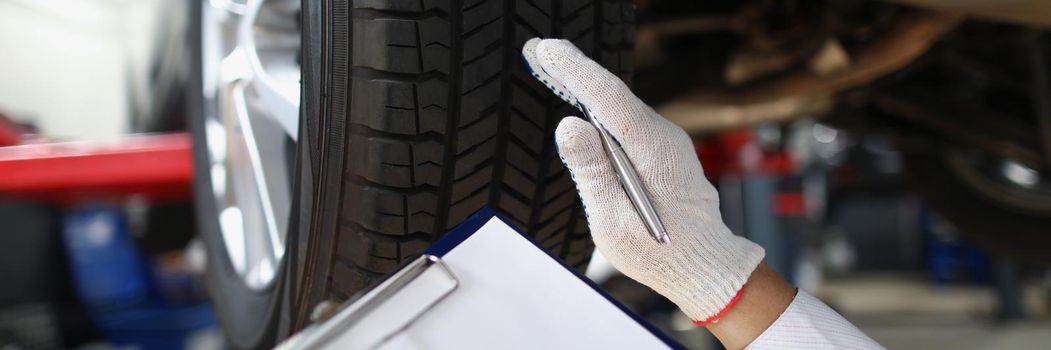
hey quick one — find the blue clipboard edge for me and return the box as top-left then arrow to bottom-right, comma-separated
424,206 -> 686,350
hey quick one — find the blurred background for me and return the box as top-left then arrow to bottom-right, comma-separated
2,0 -> 1051,349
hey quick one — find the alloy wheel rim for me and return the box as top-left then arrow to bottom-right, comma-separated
201,0 -> 301,290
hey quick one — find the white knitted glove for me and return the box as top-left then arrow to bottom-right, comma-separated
523,38 -> 765,324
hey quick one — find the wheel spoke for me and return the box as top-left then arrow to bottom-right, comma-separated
241,0 -> 300,140
231,82 -> 285,260
201,0 -> 299,290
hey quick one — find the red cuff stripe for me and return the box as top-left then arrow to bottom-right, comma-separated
692,284 -> 746,326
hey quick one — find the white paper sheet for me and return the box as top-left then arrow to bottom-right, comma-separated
323,217 -> 672,350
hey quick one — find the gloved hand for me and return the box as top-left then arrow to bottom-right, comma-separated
522,38 -> 765,325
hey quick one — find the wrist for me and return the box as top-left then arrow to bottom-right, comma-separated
659,231 -> 764,323
692,285 -> 746,326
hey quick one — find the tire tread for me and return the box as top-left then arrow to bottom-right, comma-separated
330,0 -> 633,299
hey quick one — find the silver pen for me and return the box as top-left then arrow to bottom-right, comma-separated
520,40 -> 669,244
577,104 -> 671,244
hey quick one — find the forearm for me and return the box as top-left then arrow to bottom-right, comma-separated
706,262 -> 795,349
707,262 -> 884,350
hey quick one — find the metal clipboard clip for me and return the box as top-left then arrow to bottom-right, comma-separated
276,255 -> 460,350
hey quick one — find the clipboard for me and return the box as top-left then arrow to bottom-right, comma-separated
277,207 -> 683,350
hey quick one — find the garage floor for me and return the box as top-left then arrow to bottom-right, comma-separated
825,274 -> 1051,350
862,314 -> 1051,349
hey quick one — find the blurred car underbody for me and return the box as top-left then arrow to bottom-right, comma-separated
633,0 -> 1051,264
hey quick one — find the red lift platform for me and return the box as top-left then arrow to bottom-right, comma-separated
0,132 -> 193,204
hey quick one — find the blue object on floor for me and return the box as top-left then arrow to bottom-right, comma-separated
62,203 -> 216,350
95,303 -> 218,350
62,203 -> 148,310
921,209 -> 990,284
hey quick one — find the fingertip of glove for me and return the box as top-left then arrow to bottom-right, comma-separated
521,37 -> 541,61
535,39 -> 582,69
554,116 -> 599,153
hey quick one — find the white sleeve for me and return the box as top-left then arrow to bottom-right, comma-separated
745,290 -> 884,350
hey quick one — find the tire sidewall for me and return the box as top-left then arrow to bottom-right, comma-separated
900,139 -> 1051,265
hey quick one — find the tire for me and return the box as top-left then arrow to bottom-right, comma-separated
190,0 -> 635,345
290,0 -> 635,330
899,140 -> 1051,265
